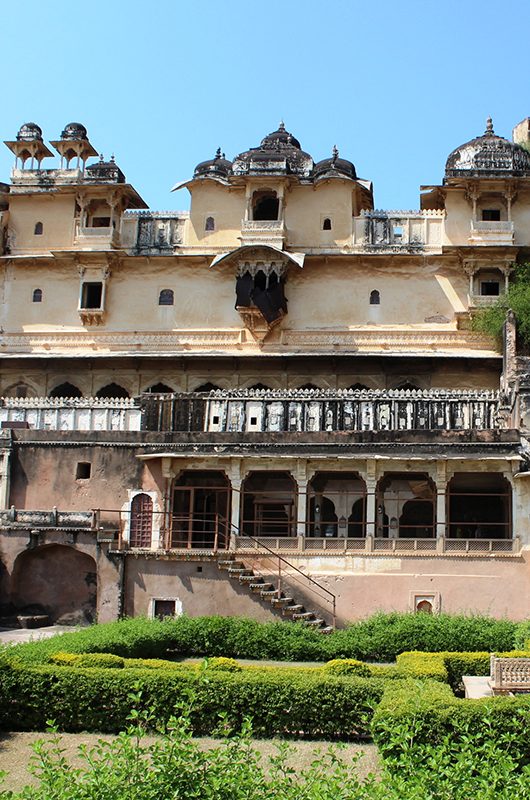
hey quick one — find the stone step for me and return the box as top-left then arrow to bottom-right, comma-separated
227,568 -> 253,577
270,595 -> 294,606
319,626 -> 334,634
218,560 -> 241,570
251,582 -> 274,592
238,574 -> 258,584
305,618 -> 326,627
292,611 -> 316,621
282,604 -> 305,616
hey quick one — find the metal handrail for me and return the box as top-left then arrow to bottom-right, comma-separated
229,521 -> 336,628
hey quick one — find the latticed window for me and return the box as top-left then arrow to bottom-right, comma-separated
130,493 -> 153,548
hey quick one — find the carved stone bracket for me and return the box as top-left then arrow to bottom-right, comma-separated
236,306 -> 284,344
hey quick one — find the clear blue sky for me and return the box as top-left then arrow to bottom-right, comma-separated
2,0 -> 529,211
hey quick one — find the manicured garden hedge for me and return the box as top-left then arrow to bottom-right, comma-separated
0,660 -> 386,738
372,677 -> 530,767
8,612 -> 521,665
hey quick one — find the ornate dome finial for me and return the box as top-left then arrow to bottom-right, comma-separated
99,153 -> 104,162
332,144 -> 339,164
215,147 -> 222,160
485,117 -> 495,135
110,153 -> 115,163
278,120 -> 285,132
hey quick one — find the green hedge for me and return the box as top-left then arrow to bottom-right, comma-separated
372,678 -> 530,766
0,662 -> 386,738
396,650 -> 530,692
9,612 -> 519,666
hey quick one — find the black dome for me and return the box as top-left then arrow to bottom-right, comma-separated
16,122 -> 43,142
232,123 -> 313,177
61,122 -> 88,141
313,147 -> 357,181
194,148 -> 233,178
445,118 -> 530,178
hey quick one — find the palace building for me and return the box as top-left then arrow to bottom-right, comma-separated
1,117 -> 530,628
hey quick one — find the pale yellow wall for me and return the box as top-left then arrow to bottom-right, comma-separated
186,182 -> 245,248
443,192 -> 472,244
286,183 -> 353,249
8,193 -> 76,254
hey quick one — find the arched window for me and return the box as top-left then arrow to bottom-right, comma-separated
147,382 -> 174,394
194,382 -> 221,393
248,383 -> 271,391
50,382 -> 83,399
32,288 -> 43,303
349,383 -> 369,391
322,218 -> 332,230
252,191 -> 279,221
158,289 -> 174,306
130,493 -> 153,548
394,381 -> 420,391
205,216 -> 215,231
298,383 -> 319,390
370,290 -> 380,305
34,222 -> 43,235
95,383 -> 130,399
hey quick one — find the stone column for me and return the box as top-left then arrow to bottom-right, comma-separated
364,458 -> 377,543
296,479 -> 308,539
435,461 -> 447,544
228,459 -> 244,550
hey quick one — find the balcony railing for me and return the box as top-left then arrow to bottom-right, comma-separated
352,210 -> 444,253
233,535 -> 519,555
74,221 -> 120,249
240,219 -> 285,247
0,397 -> 141,432
469,220 -> 514,245
141,388 -> 501,433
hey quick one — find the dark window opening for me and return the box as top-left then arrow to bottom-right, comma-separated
242,471 -> 296,538
147,382 -> 174,394
250,416 -> 258,425
81,282 -> 103,310
76,462 -> 91,480
298,383 -> 319,390
370,290 -> 380,305
32,288 -> 42,303
172,470 -> 230,549
322,218 -> 332,230
235,269 -> 287,324
447,473 -> 511,540
50,382 -> 83,399
95,383 -> 130,399
91,216 -> 111,228
394,381 -> 420,391
482,209 -> 501,221
15,385 -> 28,398
212,415 -> 220,424
158,289 -> 174,306
252,191 -> 279,221
194,382 -> 221,393
249,383 -> 271,391
34,222 -> 43,235
153,600 -> 175,619
349,383 -> 369,391
416,600 -> 433,614
481,281 -> 500,296
205,216 -> 215,231
196,566 -> 203,573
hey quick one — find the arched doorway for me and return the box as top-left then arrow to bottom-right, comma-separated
171,471 -> 230,549
10,545 -> 97,623
447,473 -> 511,539
376,473 -> 436,538
241,471 -> 296,538
307,472 -> 366,538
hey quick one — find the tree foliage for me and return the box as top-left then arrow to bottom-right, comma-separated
473,263 -> 530,345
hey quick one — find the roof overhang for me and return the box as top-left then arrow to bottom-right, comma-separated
210,245 -> 305,269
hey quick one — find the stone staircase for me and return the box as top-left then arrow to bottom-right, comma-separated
218,556 -> 334,633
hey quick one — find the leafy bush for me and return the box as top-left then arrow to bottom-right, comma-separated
75,653 -> 125,669
514,620 -> 530,649
395,651 -> 448,682
324,659 -> 371,677
203,656 -> 242,672
472,263 -> 530,346
9,613 -> 519,667
48,652 -> 81,667
0,662 -> 386,737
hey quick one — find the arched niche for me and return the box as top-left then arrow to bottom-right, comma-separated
49,382 -> 83,399
376,472 -> 436,538
95,383 -> 130,399
10,545 -> 97,623
447,473 -> 511,539
308,472 -> 366,538
241,471 -> 296,538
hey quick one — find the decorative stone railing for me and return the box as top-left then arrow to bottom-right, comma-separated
0,507 -> 94,529
469,220 -> 514,246
123,210 -> 188,253
141,388 -> 501,433
490,656 -> 530,694
352,210 -> 444,253
74,221 -> 120,249
0,397 -> 142,432
234,535 -> 519,555
240,219 -> 285,247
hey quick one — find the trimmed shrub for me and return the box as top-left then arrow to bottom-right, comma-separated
0,662 -> 386,737
75,653 -> 125,669
203,656 -> 242,672
324,659 -> 371,677
395,651 -> 448,682
49,652 -> 81,667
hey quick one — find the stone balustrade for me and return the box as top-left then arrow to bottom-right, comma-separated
0,397 -> 142,432
0,507 -> 94,529
141,388 -> 501,433
352,209 -> 444,252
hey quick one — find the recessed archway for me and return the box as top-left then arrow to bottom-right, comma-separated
308,472 -> 366,538
376,473 -> 435,538
10,545 -> 97,623
241,471 -> 296,538
447,473 -> 511,539
172,471 -> 230,549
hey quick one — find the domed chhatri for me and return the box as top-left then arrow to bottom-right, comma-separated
60,122 -> 88,141
445,117 -> 530,178
313,145 -> 357,181
16,122 -> 43,142
194,147 -> 233,178
232,122 -> 313,177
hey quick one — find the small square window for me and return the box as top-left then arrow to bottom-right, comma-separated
76,462 -> 91,480
91,216 -> 111,228
81,282 -> 103,309
393,225 -> 403,240
481,281 -> 500,296
212,415 -> 220,425
250,416 -> 258,425
482,209 -> 501,221
32,288 -> 43,303
153,599 -> 176,619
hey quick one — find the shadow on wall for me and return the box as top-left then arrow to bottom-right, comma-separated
10,544 -> 97,623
